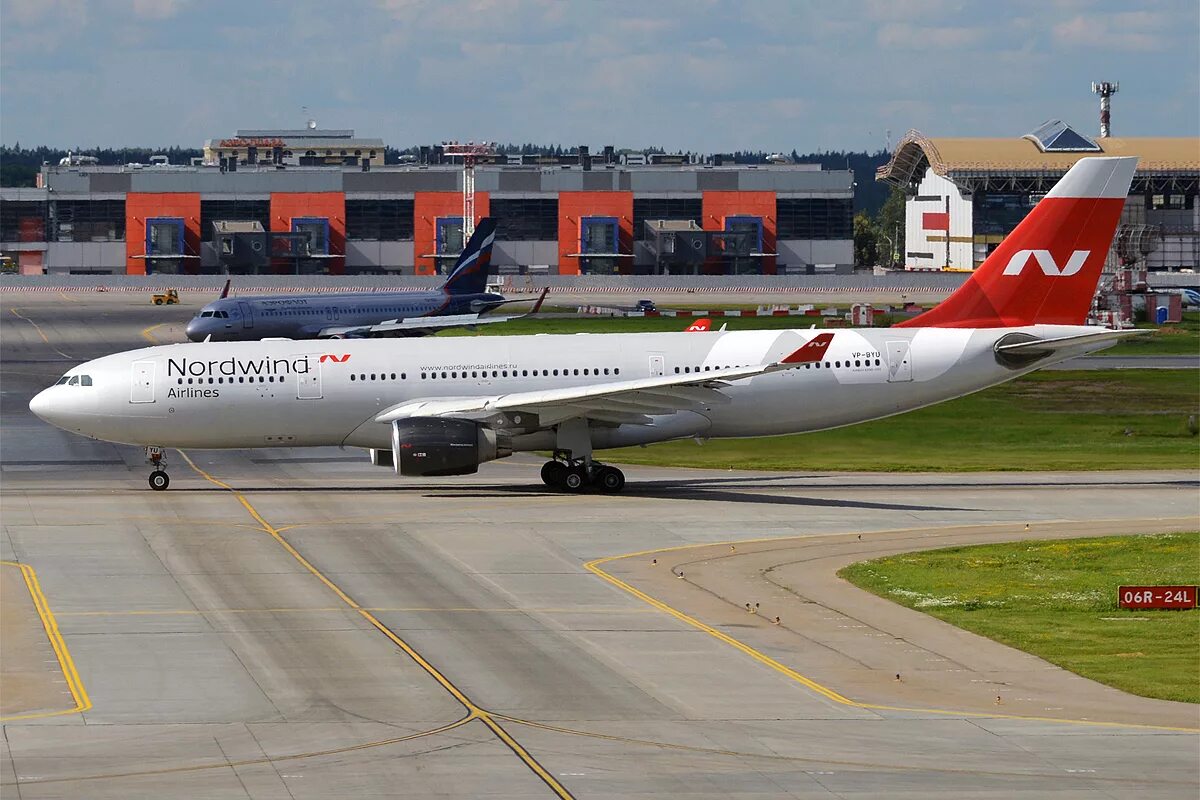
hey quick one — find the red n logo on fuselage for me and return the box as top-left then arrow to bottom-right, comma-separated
319,353 -> 351,363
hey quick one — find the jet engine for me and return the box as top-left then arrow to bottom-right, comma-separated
390,418 -> 511,477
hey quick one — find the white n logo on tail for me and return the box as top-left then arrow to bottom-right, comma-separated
1002,249 -> 1091,277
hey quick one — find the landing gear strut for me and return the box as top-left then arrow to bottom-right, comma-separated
539,450 -> 625,493
146,446 -> 170,491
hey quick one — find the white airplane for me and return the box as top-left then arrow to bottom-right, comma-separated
31,157 -> 1139,493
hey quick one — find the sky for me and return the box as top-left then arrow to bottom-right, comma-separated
2,0 -> 1197,152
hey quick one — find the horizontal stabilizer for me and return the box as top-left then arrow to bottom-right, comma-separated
994,328 -> 1145,355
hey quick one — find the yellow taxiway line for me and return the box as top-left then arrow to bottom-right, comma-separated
141,323 -> 167,345
584,522 -> 1200,734
176,450 -> 574,799
0,560 -> 92,721
7,308 -> 75,361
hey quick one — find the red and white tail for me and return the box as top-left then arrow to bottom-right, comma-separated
685,318 -> 712,332
898,156 -> 1137,328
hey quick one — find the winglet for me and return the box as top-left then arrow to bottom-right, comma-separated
782,332 -> 833,363
686,318 -> 712,332
530,287 -> 549,314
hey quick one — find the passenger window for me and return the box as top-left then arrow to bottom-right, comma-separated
351,374 -> 356,381
472,371 -> 478,378
675,367 -> 680,374
573,369 -> 579,376
604,368 -> 609,375
854,360 -> 860,367
614,368 -> 620,375
553,369 -> 559,376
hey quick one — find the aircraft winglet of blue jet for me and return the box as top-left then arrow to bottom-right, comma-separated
185,218 -> 547,341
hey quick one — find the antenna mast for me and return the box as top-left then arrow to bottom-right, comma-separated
441,141 -> 495,239
1090,81 -> 1119,138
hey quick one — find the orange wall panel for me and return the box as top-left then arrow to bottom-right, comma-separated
124,193 -> 201,275
271,192 -> 346,274
413,192 -> 490,276
701,191 -> 777,274
556,191 -> 634,275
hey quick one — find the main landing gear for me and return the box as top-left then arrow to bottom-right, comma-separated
146,446 -> 170,491
540,451 -> 626,494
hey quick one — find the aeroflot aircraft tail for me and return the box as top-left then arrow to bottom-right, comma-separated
898,156 -> 1137,328
441,218 -> 498,296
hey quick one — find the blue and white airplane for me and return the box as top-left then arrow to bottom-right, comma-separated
184,218 -> 546,341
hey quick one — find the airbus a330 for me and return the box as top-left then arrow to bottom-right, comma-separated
33,157 -> 1140,493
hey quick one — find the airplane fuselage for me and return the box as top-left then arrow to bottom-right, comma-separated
186,290 -> 507,341
32,325 -> 1112,454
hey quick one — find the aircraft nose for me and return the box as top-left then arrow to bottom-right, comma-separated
185,318 -> 204,341
29,387 -> 52,421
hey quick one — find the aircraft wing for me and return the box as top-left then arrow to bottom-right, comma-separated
375,337 -> 828,429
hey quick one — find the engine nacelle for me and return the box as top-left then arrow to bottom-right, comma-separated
391,418 -> 511,477
369,448 -> 394,468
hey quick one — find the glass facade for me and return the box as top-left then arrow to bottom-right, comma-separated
345,199 -> 415,239
491,198 -> 558,239
0,200 -> 47,242
49,200 -> 125,241
579,216 -> 619,274
200,200 -> 270,241
776,198 -> 852,239
633,198 -> 702,239
973,193 -> 1038,236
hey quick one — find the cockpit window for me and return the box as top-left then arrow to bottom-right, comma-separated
80,375 -> 92,386
55,376 -> 69,385
68,376 -> 79,386
200,311 -> 214,318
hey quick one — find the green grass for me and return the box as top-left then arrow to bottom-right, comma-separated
838,533 -> 1200,703
1106,312 -> 1200,356
436,313 -> 834,337
603,370 -> 1200,472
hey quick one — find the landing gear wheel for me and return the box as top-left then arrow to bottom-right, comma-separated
594,466 -> 625,493
563,467 -> 587,491
540,460 -> 567,488
148,470 -> 170,491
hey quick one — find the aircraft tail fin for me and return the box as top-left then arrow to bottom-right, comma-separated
685,318 -> 712,332
897,156 -> 1137,328
442,218 -> 497,296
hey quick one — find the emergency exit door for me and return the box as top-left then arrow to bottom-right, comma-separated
296,360 -> 322,399
886,341 -> 913,382
649,354 -> 665,377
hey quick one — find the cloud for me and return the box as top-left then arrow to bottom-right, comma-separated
1053,10 -> 1170,51
877,22 -> 983,49
131,0 -> 187,18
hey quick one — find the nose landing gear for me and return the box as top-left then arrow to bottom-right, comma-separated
146,446 -> 170,491
539,451 -> 625,493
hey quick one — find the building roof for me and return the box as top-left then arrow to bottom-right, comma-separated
878,126 -> 1200,187
205,137 -> 385,150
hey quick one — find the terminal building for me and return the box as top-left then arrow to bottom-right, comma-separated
877,121 -> 1199,272
0,130 -> 853,276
